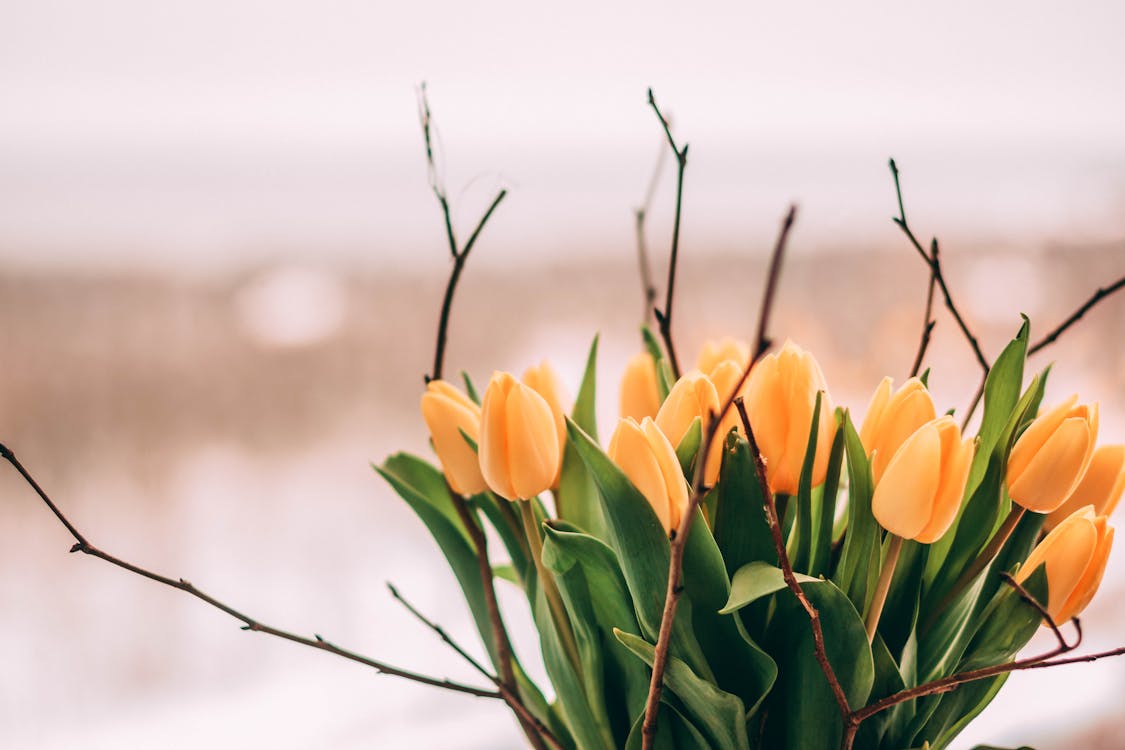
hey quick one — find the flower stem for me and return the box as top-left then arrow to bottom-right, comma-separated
865,534 -> 903,642
518,499 -> 582,676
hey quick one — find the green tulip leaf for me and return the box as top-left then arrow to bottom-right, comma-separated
721,561 -> 818,613
615,629 -> 751,750
558,336 -> 609,539
642,325 -> 673,400
713,432 -> 778,579
461,370 -> 481,404
791,392 -> 825,573
833,411 -> 881,613
623,702 -> 712,750
809,421 -> 846,577
675,417 -> 703,481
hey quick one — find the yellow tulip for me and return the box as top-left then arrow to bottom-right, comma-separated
619,352 -> 661,421
522,361 -> 570,485
420,380 -> 488,496
607,417 -> 689,534
1007,396 -> 1099,513
871,416 -> 974,543
860,376 -> 937,485
479,371 -> 561,500
742,341 -> 835,496
1015,505 -> 1114,624
1045,445 -> 1125,530
697,337 -> 750,374
655,370 -> 721,484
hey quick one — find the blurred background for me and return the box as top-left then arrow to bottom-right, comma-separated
2,1 -> 1124,748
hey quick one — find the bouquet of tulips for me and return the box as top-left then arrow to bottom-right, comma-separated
382,317 -> 1119,750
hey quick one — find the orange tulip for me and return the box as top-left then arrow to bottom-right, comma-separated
1045,445 -> 1125,530
522,361 -> 570,485
1007,396 -> 1099,513
860,376 -> 937,485
479,372 -> 561,500
655,370 -> 721,482
607,417 -> 689,534
619,352 -> 661,421
741,341 -> 835,495
1015,506 -> 1114,624
871,416 -> 974,543
697,337 -> 750,375
420,380 -> 488,496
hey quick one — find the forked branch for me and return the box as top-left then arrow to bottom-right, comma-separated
0,443 -> 498,700
1028,275 -> 1125,356
647,88 -> 689,379
419,83 -> 508,383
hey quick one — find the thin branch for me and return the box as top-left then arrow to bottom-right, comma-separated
640,206 -> 796,749
1028,275 -> 1125,356
737,399 -> 852,718
387,583 -> 566,750
998,572 -> 1082,653
419,83 -> 508,383
647,88 -> 689,379
889,159 -> 989,423
910,242 -> 938,377
634,131 -> 669,324
448,486 -> 549,750
0,443 -> 498,701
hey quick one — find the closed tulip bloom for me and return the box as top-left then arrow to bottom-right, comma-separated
420,380 -> 488,496
742,341 -> 835,496
619,352 -> 662,421
1046,445 -> 1125,530
1007,396 -> 1099,513
1015,506 -> 1114,624
860,376 -> 937,484
656,370 -> 722,484
697,337 -> 750,374
607,417 -> 689,534
522,361 -> 570,485
479,371 -> 561,500
871,416 -> 974,543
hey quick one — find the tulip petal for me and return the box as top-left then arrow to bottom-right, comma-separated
506,384 -> 561,500
859,377 -> 893,454
609,418 -> 672,532
619,353 -> 662,421
421,384 -> 487,495
916,431 -> 973,544
1058,523 -> 1114,622
1007,395 -> 1079,484
479,373 -> 517,500
642,418 -> 690,529
1046,445 -> 1125,528
1009,417 -> 1093,513
872,423 -> 941,539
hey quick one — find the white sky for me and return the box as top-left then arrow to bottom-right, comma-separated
2,0 -> 1125,269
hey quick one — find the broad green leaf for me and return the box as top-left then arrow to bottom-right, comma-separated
566,417 -> 712,678
759,575 -> 875,750
713,433 -> 777,579
543,526 -> 650,745
917,673 -> 1009,750
878,539 -> 928,662
473,492 -> 530,583
623,703 -> 712,750
558,336 -> 608,539
833,412 -> 881,613
721,561 -> 818,613
616,630 -> 751,750
675,417 -> 703,480
853,634 -> 907,750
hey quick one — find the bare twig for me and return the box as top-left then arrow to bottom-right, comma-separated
448,486 -> 549,750
889,159 -> 989,425
998,572 -> 1082,652
647,88 -> 689,379
634,131 -> 669,324
737,399 -> 852,717
640,206 -> 796,749
910,244 -> 938,377
419,84 -> 508,383
387,583 -> 565,750
1028,275 -> 1125,356
0,443 -> 498,700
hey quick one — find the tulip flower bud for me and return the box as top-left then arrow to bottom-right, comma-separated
521,361 -> 570,486
619,352 -> 661,421
1007,396 -> 1099,513
871,416 -> 974,543
860,376 -> 937,484
656,370 -> 721,483
697,337 -> 750,375
479,371 -> 562,500
1045,445 -> 1125,530
607,417 -> 689,534
420,380 -> 488,496
1015,506 -> 1114,624
742,341 -> 835,496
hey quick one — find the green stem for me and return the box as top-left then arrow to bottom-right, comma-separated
865,534 -> 903,642
519,499 -> 582,676
930,505 -> 1027,624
